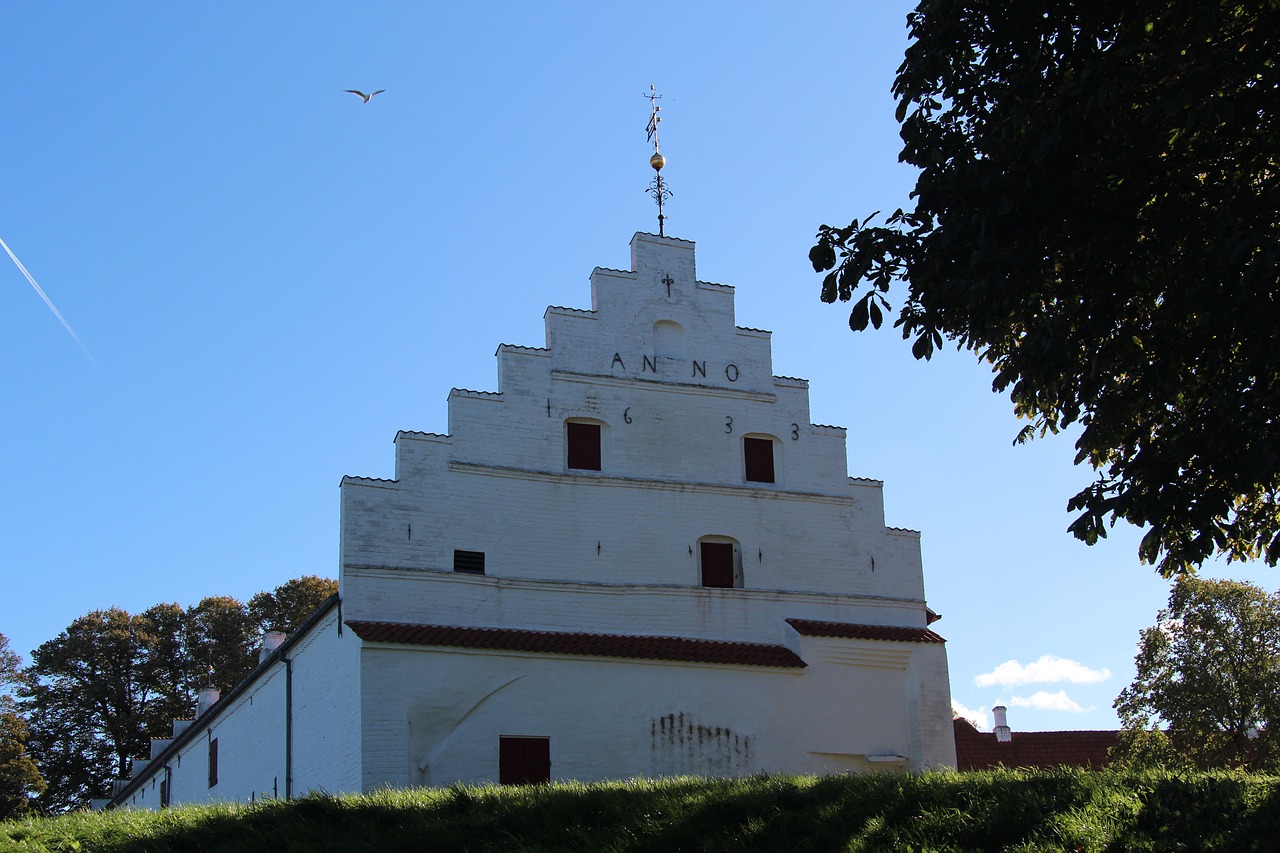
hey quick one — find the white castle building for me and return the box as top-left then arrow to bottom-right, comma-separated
107,231 -> 956,809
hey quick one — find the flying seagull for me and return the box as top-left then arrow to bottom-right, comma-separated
345,89 -> 385,103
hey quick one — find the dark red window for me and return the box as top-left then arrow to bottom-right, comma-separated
700,542 -> 735,588
567,422 -> 602,470
500,736 -> 550,785
208,738 -> 219,788
744,437 -> 775,483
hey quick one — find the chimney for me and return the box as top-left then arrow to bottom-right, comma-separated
259,630 -> 287,663
196,685 -> 220,718
993,705 -> 1012,742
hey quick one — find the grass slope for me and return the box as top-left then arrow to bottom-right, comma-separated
3,770 -> 1279,852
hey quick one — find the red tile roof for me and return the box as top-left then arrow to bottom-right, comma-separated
345,621 -> 807,668
785,618 -> 947,644
952,718 -> 1118,770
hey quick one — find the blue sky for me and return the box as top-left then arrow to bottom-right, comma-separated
3,1 -> 1273,735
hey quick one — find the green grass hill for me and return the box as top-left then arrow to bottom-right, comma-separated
3,769 -> 1279,852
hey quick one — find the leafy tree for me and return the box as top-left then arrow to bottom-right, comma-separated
182,596 -> 257,694
18,577 -> 336,810
249,575 -> 337,635
0,633 -> 44,819
0,636 -> 19,689
17,601 -> 259,811
1114,577 -> 1280,771
810,1 -> 1280,576
1108,727 -> 1192,772
139,603 -> 195,732
18,609 -> 181,811
0,712 -> 43,820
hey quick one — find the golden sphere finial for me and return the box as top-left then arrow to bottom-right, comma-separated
650,151 -> 666,171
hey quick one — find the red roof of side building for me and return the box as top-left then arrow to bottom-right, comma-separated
785,618 -> 947,644
952,718 -> 1119,771
344,621 -> 807,668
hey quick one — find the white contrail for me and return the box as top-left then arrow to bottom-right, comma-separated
1,234 -> 93,359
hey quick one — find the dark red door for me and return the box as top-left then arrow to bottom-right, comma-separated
567,423 -> 601,470
744,437 -> 775,483
500,736 -> 550,785
701,542 -> 735,588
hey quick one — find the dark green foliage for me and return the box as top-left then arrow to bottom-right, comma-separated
811,1 -> 1280,576
0,638 -> 20,694
2,770 -> 1279,852
0,634 -> 43,820
0,712 -> 43,821
1114,576 -> 1280,771
182,597 -> 258,695
1109,727 -> 1194,773
17,608 -> 188,813
247,576 -> 337,635
17,578 -> 336,813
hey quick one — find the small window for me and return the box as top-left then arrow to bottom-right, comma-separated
566,421 -> 602,471
208,738 -> 218,788
453,549 -> 486,575
500,736 -> 550,785
160,778 -> 170,808
700,541 -> 736,588
744,437 -> 775,483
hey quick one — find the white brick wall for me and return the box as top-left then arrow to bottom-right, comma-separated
124,664 -> 289,808
119,231 -> 955,810
119,606 -> 361,808
289,609 -> 362,793
359,637 -> 938,789
342,232 -> 955,779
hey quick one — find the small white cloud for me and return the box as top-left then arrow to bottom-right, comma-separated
952,700 -> 988,730
974,655 -> 1111,687
1008,690 -> 1089,713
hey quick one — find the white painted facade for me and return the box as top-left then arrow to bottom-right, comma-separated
111,602 -> 361,809
110,232 -> 955,809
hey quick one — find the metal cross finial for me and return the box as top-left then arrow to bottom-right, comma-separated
644,85 -> 673,237
645,84 -> 662,148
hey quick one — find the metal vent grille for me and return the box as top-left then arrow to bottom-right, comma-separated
453,549 -> 486,575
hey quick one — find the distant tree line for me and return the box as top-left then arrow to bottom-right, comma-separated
0,575 -> 336,815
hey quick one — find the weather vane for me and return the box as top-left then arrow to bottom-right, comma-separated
645,85 -> 672,237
